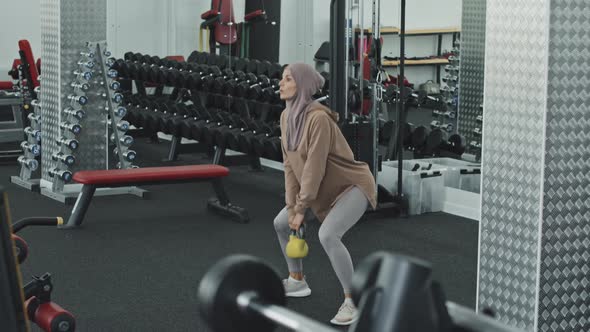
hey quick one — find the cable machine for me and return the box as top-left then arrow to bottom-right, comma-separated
330,0 -> 409,216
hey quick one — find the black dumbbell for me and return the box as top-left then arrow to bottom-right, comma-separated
238,121 -> 275,155
235,75 -> 271,98
164,103 -> 199,136
442,134 -> 466,156
234,57 -> 250,73
251,123 -> 280,158
263,136 -> 283,161
189,110 -> 231,143
424,127 -> 446,156
251,78 -> 280,101
409,125 -> 428,153
268,63 -> 284,80
212,70 -> 246,93
430,120 -> 454,133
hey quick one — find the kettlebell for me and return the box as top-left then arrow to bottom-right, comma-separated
286,224 -> 309,258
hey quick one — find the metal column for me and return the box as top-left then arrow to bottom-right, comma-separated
478,1 -> 590,331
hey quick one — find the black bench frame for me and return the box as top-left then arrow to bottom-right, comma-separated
62,177 -> 248,229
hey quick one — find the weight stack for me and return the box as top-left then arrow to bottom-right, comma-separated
478,1 -> 590,332
341,121 -> 375,176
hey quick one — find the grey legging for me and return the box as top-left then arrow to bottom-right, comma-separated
273,186 -> 369,294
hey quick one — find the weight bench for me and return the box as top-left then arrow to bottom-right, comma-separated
61,165 -> 249,229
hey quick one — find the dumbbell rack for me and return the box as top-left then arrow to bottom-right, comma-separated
436,41 -> 460,135
38,41 -> 145,204
10,95 -> 42,192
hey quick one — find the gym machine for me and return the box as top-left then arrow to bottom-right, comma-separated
200,0 -> 238,56
198,253 -> 525,332
0,186 -> 76,332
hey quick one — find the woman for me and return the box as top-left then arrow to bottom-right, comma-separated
273,62 -> 377,326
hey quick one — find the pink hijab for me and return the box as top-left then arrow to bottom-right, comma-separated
284,62 -> 326,151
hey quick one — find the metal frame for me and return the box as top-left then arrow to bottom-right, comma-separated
62,176 -> 245,229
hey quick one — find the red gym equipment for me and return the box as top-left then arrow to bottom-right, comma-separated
0,187 -> 76,332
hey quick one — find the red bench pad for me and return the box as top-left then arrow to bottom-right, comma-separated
73,165 -> 229,185
0,81 -> 13,90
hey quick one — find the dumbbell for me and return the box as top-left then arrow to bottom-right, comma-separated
162,103 -> 196,136
476,115 -> 483,122
73,69 -> 93,82
263,135 -> 282,161
251,78 -> 280,101
223,72 -> 259,96
444,65 -> 459,73
432,110 -> 456,119
212,114 -> 255,149
203,67 -> 235,92
24,127 -> 42,142
238,122 -> 276,155
21,142 -> 40,157
67,94 -> 88,106
232,57 -> 249,74
71,82 -> 90,91
113,148 -> 137,162
212,69 -> 245,93
63,107 -> 86,120
56,137 -> 79,151
473,127 -> 482,137
424,127 -> 446,156
251,124 -> 280,158
127,97 -> 158,128
442,134 -> 466,156
470,141 -> 482,149
140,101 -> 170,132
27,113 -> 41,123
176,104 -> 212,139
188,109 -> 232,143
198,254 -> 339,332
409,125 -> 428,154
440,85 -> 458,95
442,74 -> 458,84
110,134 -> 134,147
235,75 -> 272,98
199,111 -> 238,146
60,122 -> 82,135
48,168 -> 73,182
18,156 -> 39,171
430,120 -> 454,133
52,152 -> 76,167
268,63 -> 284,80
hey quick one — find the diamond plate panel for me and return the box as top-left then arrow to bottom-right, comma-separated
539,1 -> 590,331
458,0 -> 485,149
40,0 -> 61,182
41,0 -> 107,184
61,0 -> 107,173
478,0 -> 550,330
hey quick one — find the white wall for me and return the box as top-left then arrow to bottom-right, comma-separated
0,0 -> 41,81
1,0 -> 459,85
0,0 -> 246,81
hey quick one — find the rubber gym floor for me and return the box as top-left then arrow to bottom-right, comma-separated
3,138 -> 478,332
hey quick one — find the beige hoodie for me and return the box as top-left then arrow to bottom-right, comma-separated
281,102 -> 378,222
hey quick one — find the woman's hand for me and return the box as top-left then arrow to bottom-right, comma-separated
289,213 -> 305,230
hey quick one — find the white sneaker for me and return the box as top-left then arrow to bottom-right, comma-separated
330,299 -> 358,326
282,276 -> 312,297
